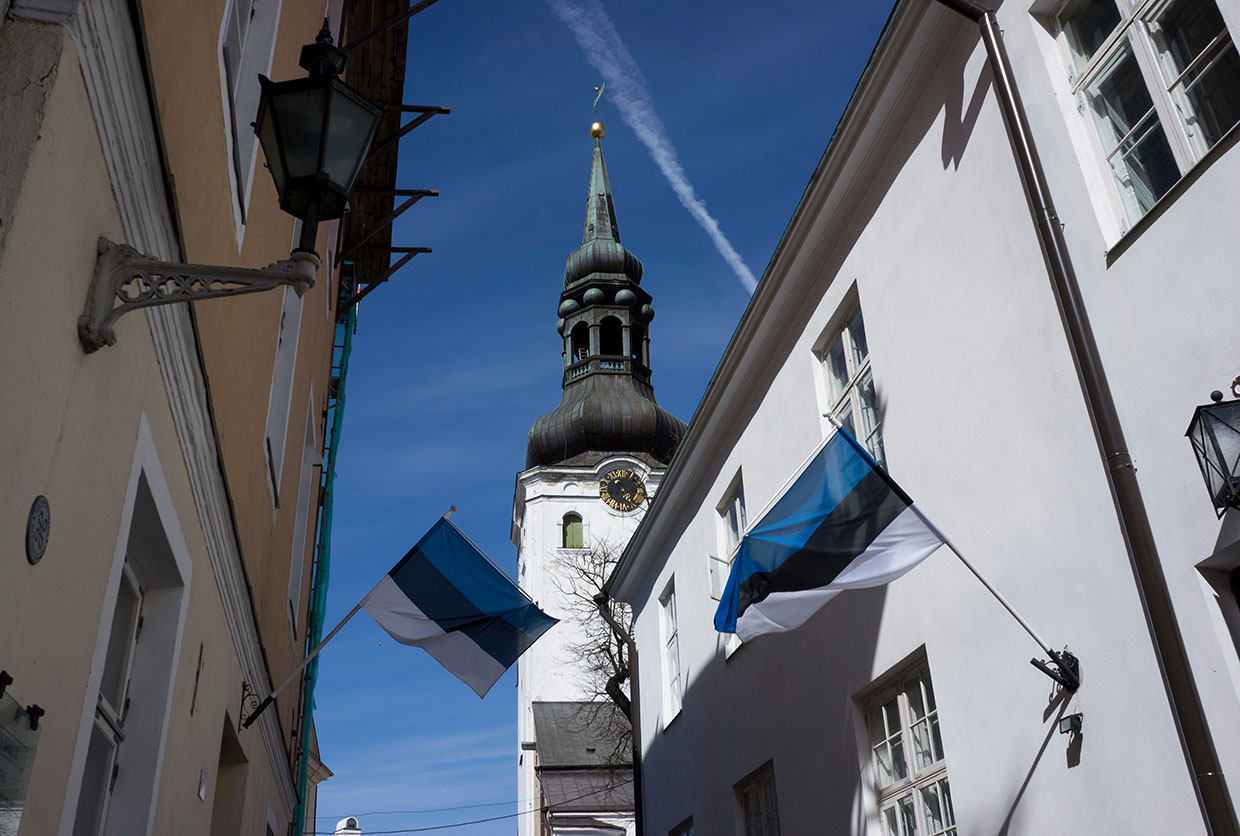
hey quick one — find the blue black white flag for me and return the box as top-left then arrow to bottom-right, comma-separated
715,429 -> 945,641
362,517 -> 558,697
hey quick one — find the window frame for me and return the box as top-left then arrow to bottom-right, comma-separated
863,665 -> 956,836
1051,0 -> 1240,231
734,763 -> 781,836
75,563 -> 144,836
710,475 -> 747,601
265,285 -> 304,503
561,512 -> 584,550
659,580 -> 682,722
818,305 -> 884,466
217,0 -> 284,228
288,398 -> 321,638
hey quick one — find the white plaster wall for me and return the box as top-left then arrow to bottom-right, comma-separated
514,456 -> 661,836
614,3 -> 1240,834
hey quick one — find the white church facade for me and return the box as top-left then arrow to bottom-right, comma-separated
513,123 -> 686,836
606,0 -> 1240,835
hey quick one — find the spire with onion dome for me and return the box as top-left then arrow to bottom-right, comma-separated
525,122 -> 685,469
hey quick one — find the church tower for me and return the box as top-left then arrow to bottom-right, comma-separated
512,121 -> 685,836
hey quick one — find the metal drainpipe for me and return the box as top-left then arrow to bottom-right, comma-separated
930,1 -> 1237,832
594,593 -> 643,836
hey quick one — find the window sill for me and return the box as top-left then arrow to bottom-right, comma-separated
1105,121 -> 1240,265
662,705 -> 682,732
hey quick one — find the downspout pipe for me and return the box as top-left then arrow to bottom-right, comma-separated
930,2 -> 1238,833
594,592 -> 643,836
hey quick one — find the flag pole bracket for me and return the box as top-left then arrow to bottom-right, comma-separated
1031,648 -> 1081,692
239,681 -> 271,730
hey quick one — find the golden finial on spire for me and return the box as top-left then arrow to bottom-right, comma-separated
590,121 -> 605,138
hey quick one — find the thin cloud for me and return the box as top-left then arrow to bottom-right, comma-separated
545,0 -> 759,294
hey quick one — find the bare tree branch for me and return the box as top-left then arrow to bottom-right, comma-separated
548,538 -> 635,765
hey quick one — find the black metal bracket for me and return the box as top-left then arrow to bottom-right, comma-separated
370,106 -> 451,156
25,704 -> 44,731
0,670 -> 12,700
1031,648 -> 1081,692
337,191 -> 437,265
239,681 -> 266,730
343,0 -> 443,52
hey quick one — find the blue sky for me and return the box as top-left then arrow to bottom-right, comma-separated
310,1 -> 893,832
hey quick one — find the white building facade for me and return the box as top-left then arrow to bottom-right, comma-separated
514,125 -> 686,836
607,1 -> 1240,834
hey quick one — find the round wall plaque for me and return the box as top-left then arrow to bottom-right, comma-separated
26,495 -> 50,565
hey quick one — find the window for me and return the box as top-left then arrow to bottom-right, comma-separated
821,306 -> 884,465
266,286 -> 303,499
711,478 -> 747,600
220,0 -> 282,219
288,402 -> 321,635
600,316 -> 623,356
670,817 -> 694,836
659,581 -> 682,719
735,766 -> 781,836
562,512 -> 583,549
865,667 -> 955,836
1055,0 -> 1240,227
73,564 -> 143,836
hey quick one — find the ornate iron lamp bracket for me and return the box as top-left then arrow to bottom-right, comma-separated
79,237 -> 319,352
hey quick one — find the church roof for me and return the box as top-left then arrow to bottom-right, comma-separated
532,701 -> 631,768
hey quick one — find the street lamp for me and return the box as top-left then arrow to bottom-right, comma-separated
254,23 -> 384,253
79,22 -> 383,352
1186,382 -> 1240,517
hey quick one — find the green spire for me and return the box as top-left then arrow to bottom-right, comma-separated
583,134 -> 621,245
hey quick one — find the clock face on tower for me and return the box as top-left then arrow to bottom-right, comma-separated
599,468 -> 647,512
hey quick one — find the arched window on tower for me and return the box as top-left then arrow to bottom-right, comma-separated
570,323 -> 590,363
632,324 -> 648,364
600,316 -> 623,356
562,513 -> 583,549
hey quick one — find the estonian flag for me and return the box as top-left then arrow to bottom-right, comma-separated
715,429 -> 945,641
362,517 -> 558,697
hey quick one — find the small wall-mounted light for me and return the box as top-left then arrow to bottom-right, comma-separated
254,21 -> 383,251
1059,713 -> 1082,735
78,21 -> 383,352
1186,384 -> 1240,517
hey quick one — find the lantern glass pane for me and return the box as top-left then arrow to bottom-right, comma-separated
256,102 -> 285,198
322,85 -> 381,189
274,86 -> 328,179
1207,405 -> 1240,494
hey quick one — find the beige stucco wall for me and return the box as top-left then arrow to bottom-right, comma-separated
138,0 -> 339,746
0,14 -> 308,836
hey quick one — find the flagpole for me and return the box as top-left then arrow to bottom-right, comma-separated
441,510 -> 523,590
743,431 -> 836,536
242,594 -> 370,729
927,517 -> 1080,690
821,417 -> 1079,689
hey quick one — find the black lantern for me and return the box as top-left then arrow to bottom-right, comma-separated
254,22 -> 384,251
1186,389 -> 1240,516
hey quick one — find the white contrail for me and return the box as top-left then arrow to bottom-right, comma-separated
545,0 -> 759,294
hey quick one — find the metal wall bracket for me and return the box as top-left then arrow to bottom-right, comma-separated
79,237 -> 320,352
1031,648 -> 1081,692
